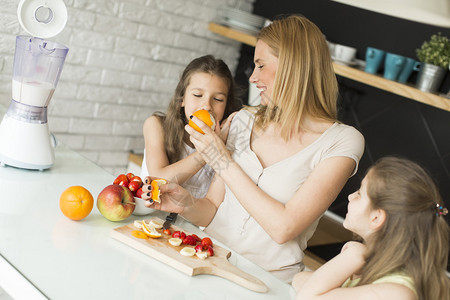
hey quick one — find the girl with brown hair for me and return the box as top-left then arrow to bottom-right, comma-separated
141,55 -> 241,198
293,157 -> 450,300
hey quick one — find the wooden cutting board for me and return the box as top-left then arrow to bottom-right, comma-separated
110,217 -> 268,293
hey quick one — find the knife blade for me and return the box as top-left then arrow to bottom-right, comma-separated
162,212 -> 178,229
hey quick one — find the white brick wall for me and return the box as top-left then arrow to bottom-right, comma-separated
0,0 -> 254,175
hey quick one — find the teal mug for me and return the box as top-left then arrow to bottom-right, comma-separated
397,58 -> 421,83
383,53 -> 406,81
365,47 -> 386,74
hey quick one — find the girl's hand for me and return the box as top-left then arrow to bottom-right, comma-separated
141,176 -> 195,214
185,116 -> 233,173
217,111 -> 237,143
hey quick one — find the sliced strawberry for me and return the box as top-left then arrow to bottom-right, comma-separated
195,244 -> 203,253
207,246 -> 214,257
201,237 -> 213,250
183,235 -> 197,246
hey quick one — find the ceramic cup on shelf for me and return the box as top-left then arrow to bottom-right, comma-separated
383,53 -> 406,81
365,47 -> 386,74
333,44 -> 357,62
397,58 -> 421,84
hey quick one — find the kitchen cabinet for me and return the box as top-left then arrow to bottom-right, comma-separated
209,23 -> 450,112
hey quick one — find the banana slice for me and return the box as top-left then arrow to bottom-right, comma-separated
180,247 -> 196,257
195,251 -> 208,260
168,238 -> 182,246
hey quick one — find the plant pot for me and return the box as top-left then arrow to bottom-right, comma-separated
415,63 -> 447,93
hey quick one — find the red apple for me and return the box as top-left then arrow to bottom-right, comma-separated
97,184 -> 135,221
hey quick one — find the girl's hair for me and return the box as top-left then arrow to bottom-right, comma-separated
254,15 -> 338,139
155,55 -> 242,164
359,156 -> 449,300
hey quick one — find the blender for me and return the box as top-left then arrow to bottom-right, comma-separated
0,0 -> 68,170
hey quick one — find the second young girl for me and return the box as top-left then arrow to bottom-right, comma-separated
141,55 -> 241,198
293,156 -> 449,300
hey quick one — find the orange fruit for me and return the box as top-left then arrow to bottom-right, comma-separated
151,178 -> 167,203
189,109 -> 216,134
141,221 -> 161,238
59,186 -> 94,221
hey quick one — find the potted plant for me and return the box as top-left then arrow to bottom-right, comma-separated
415,32 -> 450,93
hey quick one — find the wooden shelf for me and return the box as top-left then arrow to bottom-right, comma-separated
208,22 -> 450,112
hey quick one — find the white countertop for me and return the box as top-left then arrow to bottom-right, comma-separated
0,113 -> 294,299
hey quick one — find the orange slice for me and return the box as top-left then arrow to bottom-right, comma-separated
141,221 -> 161,238
131,230 -> 148,239
151,179 -> 167,203
189,109 -> 216,134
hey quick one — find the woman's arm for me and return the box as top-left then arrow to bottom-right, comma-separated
219,156 -> 355,243
143,116 -> 205,184
186,116 -> 357,243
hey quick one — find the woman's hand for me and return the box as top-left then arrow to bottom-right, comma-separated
141,176 -> 196,214
185,116 -> 233,173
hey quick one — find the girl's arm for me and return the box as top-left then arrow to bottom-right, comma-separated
143,116 -> 205,184
186,117 -> 356,243
296,242 -> 415,300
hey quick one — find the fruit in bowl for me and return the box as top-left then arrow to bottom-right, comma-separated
112,173 -> 157,215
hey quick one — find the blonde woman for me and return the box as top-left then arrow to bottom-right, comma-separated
142,15 -> 365,283
293,157 -> 450,300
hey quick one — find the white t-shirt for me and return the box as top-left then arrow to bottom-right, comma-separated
205,109 -> 365,282
141,144 -> 215,198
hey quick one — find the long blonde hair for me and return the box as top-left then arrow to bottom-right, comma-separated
155,55 -> 242,163
255,15 -> 338,139
359,157 -> 449,300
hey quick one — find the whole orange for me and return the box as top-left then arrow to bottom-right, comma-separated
189,110 -> 216,134
59,186 -> 94,221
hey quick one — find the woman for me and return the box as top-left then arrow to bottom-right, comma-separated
293,157 -> 449,300
142,15 -> 365,283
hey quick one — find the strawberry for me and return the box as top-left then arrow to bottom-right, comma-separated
183,235 -> 197,246
207,246 -> 214,257
126,172 -> 135,181
172,231 -> 181,238
201,237 -> 213,250
163,229 -> 171,235
195,244 -> 203,253
179,232 -> 186,240
113,174 -> 127,185
191,234 -> 201,242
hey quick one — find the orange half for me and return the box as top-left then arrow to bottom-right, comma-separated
151,178 -> 167,203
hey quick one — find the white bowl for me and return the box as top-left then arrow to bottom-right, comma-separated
132,197 -> 154,216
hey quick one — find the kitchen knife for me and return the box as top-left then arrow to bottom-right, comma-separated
163,212 -> 177,229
